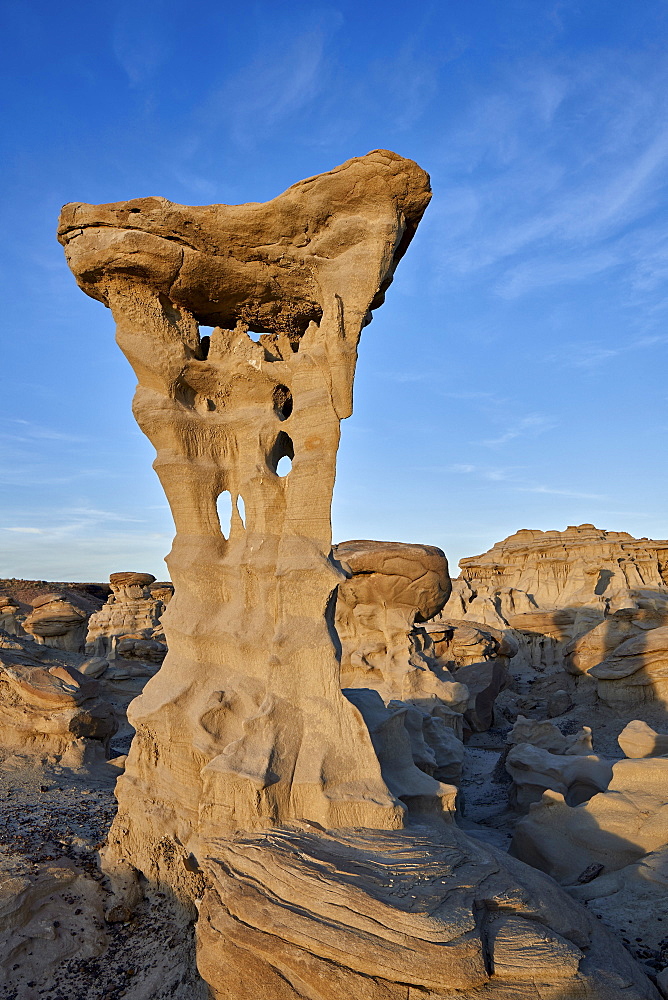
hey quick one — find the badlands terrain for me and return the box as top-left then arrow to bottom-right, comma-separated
2,151 -> 667,998
2,525 -> 668,997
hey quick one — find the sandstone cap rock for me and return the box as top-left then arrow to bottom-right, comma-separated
109,572 -> 156,587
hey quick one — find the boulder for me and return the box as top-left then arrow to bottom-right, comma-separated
505,743 -> 613,809
618,719 -> 668,758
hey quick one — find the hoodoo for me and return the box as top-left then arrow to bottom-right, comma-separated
59,153 -> 656,999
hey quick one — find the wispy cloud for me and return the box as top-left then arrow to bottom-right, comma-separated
549,333 -> 668,369
196,12 -> 342,150
428,47 -> 668,315
519,485 -> 605,500
0,418 -> 85,444
481,413 -> 556,447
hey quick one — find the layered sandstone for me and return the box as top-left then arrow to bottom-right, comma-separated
60,153 -> 658,999
86,572 -> 167,701
23,593 -> 89,653
0,630 -> 116,753
451,524 -> 668,618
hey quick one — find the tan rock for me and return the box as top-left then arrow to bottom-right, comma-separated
0,851 -> 107,993
425,617 -> 518,666
505,743 -> 613,810
590,625 -> 668,707
334,540 -> 468,710
511,757 -> 668,884
565,605 -> 668,675
0,595 -> 24,636
449,525 -> 668,617
23,593 -> 88,653
456,659 -> 507,732
60,153 -> 658,1000
85,571 -> 166,703
618,719 -> 668,758
0,629 -> 116,753
507,715 -> 593,755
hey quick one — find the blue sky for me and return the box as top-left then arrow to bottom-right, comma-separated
2,0 -> 668,581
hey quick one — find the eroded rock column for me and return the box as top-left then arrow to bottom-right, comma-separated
59,152 -> 658,1000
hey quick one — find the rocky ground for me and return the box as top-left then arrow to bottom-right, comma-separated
0,730 -> 200,1000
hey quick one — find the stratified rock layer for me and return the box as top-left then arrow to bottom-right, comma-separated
60,154 -> 658,999
453,524 -> 668,618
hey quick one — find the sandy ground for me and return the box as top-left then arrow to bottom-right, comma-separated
0,733 -> 203,1000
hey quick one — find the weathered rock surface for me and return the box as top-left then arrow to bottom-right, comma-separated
448,525 -> 668,618
511,757 -> 668,883
508,715 -> 593,755
0,630 -> 116,753
0,850 -> 107,995
23,592 -> 89,652
511,756 -> 668,973
565,606 -> 668,676
0,595 -> 23,635
86,571 -> 167,702
618,719 -> 668,758
590,625 -> 668,707
505,743 -> 613,809
60,153 -> 658,999
334,539 -> 467,709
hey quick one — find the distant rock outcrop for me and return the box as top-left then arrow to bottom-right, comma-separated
446,525 -> 668,622
85,572 -> 167,703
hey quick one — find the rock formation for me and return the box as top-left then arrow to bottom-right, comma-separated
86,572 -> 167,702
448,524 -> 668,619
23,592 -> 89,652
511,756 -> 668,964
590,625 -> 668,707
0,595 -> 23,635
60,153 -> 658,998
0,630 -> 116,753
0,850 -> 107,995
618,719 -> 668,758
334,539 -> 468,710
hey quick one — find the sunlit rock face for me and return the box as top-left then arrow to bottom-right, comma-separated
59,153 -> 658,1000
0,629 -> 116,754
23,593 -> 89,653
443,524 -> 668,625
85,572 -> 167,703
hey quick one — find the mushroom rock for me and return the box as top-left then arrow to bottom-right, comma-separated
0,629 -> 116,753
85,572 -> 167,703
60,152 -> 658,999
334,539 -> 467,713
23,593 -> 89,653
0,595 -> 24,636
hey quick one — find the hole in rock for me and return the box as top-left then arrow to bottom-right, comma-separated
216,490 -> 232,538
236,495 -> 246,528
272,384 -> 293,420
198,325 -> 214,360
267,431 -> 294,477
